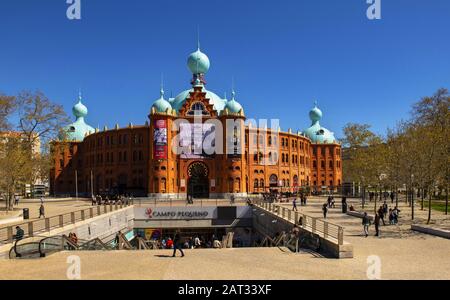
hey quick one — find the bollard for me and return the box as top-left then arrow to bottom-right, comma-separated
28,222 -> 34,237
294,212 -> 299,225
71,212 -> 76,224
81,210 -> 85,221
324,222 -> 328,239
90,208 -> 94,218
288,210 -> 291,221
338,227 -> 344,245
97,206 -> 101,216
59,215 -> 64,227
103,205 -> 107,214
45,218 -> 50,231
312,218 -> 316,233
7,227 -> 13,243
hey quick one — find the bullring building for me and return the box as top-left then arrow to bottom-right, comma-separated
50,46 -> 342,198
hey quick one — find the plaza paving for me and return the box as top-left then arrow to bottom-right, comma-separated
0,196 -> 449,279
0,238 -> 449,280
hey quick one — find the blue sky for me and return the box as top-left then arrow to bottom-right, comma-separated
1,0 -> 449,138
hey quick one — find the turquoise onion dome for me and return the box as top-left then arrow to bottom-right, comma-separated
72,100 -> 88,118
187,48 -> 210,74
224,91 -> 244,114
303,102 -> 336,144
63,94 -> 95,142
151,88 -> 172,113
309,105 -> 323,122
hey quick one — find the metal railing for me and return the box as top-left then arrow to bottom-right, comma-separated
0,202 -> 132,245
252,199 -> 344,245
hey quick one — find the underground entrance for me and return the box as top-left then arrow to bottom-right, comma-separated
187,162 -> 209,199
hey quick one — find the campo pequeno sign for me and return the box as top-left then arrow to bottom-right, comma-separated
134,207 -> 216,220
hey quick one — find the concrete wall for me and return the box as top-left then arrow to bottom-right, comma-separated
0,206 -> 134,259
252,206 -> 353,258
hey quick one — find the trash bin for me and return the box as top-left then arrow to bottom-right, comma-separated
23,208 -> 29,220
342,197 -> 347,213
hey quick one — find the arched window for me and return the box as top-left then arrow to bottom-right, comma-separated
187,102 -> 209,116
268,136 -> 272,146
260,179 -> 264,188
254,179 -> 259,188
269,174 -> 278,187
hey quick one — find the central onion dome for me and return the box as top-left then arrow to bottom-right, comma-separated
187,48 -> 210,74
170,47 -> 227,113
303,102 -> 336,144
63,94 -> 95,142
72,100 -> 88,118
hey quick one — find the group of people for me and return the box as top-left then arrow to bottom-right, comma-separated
67,232 -> 79,249
291,194 -> 308,211
91,194 -> 131,206
362,202 -> 402,237
369,191 -> 396,203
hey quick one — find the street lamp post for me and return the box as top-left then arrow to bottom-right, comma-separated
411,174 -> 415,220
75,170 -> 78,201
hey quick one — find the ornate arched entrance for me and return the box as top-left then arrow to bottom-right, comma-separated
187,162 -> 209,198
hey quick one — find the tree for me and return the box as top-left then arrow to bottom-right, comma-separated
411,88 -> 449,223
0,135 -> 33,210
16,91 -> 70,191
0,93 -> 17,131
17,90 -> 69,147
342,123 -> 385,211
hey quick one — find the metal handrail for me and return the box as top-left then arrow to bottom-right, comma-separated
0,202 -> 132,244
252,199 -> 345,245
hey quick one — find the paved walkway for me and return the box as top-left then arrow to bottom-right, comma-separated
0,244 -> 449,279
278,196 -> 450,239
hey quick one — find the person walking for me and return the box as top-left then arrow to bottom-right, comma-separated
38,204 -> 45,218
374,213 -> 381,237
194,235 -> 201,248
14,195 -> 20,206
40,197 -> 44,205
362,212 -> 371,237
382,201 -> 388,221
292,197 -> 298,211
322,203 -> 328,219
172,231 -> 185,257
377,206 -> 386,226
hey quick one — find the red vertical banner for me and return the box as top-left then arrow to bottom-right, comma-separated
154,119 -> 167,159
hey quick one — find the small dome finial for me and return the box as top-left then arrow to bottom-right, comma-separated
78,89 -> 82,103
160,73 -> 165,97
197,25 -> 201,51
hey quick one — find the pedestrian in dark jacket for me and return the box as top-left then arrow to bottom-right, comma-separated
377,206 -> 386,226
374,213 -> 381,237
322,204 -> 328,219
39,204 -> 45,218
172,230 -> 185,257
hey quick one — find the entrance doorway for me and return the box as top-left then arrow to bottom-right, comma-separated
188,162 -> 209,198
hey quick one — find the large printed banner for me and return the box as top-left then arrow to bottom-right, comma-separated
154,119 -> 167,159
179,123 -> 216,159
